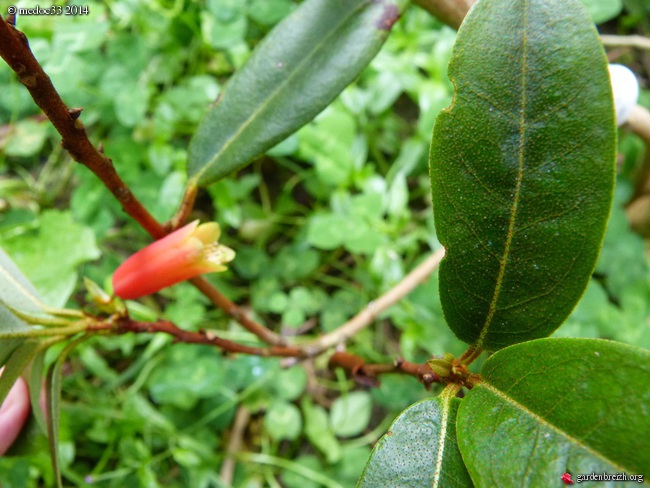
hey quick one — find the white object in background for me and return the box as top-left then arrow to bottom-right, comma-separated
609,64 -> 639,126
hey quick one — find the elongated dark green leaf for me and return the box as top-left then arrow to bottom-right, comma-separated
358,386 -> 472,487
28,349 -> 47,434
46,355 -> 64,488
188,0 -> 409,186
46,337 -> 86,488
457,338 -> 650,485
0,340 -> 39,406
430,0 -> 616,350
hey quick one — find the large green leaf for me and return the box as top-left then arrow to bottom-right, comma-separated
430,0 -> 616,350
457,338 -> 650,485
358,386 -> 472,487
188,0 -> 409,186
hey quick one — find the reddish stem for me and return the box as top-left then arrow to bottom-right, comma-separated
329,351 -> 442,388
0,16 -> 281,345
90,318 -> 303,357
190,277 -> 285,345
0,17 -> 164,239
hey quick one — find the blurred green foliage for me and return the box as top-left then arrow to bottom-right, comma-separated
1,0 -> 649,486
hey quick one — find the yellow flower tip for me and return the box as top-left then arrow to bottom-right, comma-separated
193,222 -> 221,244
112,220 -> 235,300
198,242 -> 236,272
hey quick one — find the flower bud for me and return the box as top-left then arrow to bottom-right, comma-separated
112,220 -> 235,299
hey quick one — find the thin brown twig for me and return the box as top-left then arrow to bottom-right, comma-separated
0,16 -> 282,345
101,318 -> 303,357
167,182 -> 199,231
302,248 -> 446,355
328,351 -> 442,389
601,34 -> 650,51
91,248 -> 445,356
220,406 -> 250,486
190,276 -> 285,345
0,16 -> 447,360
0,17 -> 164,239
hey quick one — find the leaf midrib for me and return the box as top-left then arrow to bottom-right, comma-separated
0,262 -> 46,314
432,385 -> 458,488
194,0 -> 372,182
478,380 -> 627,472
475,1 -> 529,349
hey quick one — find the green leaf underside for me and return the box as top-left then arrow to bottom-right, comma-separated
430,0 -> 616,350
357,386 -> 472,487
188,0 -> 409,186
0,247 -> 47,366
0,340 -> 39,407
458,338 -> 650,485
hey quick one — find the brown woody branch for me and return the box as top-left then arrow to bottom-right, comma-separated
108,248 -> 444,362
0,16 -> 446,362
0,17 -> 164,239
88,319 -> 446,386
328,351 -> 441,389
0,16 -> 281,345
99,318 -> 304,357
190,276 -> 284,345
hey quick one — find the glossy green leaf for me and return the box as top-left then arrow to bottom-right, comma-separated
188,0 -> 409,186
358,386 -> 472,487
430,0 -> 616,350
457,338 -> 650,485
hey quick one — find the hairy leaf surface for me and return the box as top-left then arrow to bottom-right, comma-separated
430,0 -> 616,350
458,338 -> 650,485
358,386 -> 472,487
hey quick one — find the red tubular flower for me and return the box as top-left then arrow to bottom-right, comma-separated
112,220 -> 235,300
